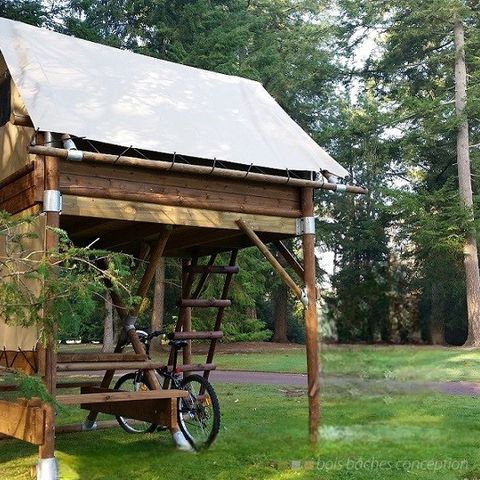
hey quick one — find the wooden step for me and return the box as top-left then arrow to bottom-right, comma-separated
57,361 -> 165,372
56,386 -> 187,406
169,363 -> 216,373
57,353 -> 147,363
186,265 -> 239,274
178,298 -> 231,308
171,331 -> 223,340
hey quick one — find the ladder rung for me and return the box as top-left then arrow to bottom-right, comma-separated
169,363 -> 216,373
171,331 -> 223,340
178,299 -> 231,308
186,265 -> 239,274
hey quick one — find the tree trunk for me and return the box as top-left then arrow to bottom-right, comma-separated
272,283 -> 289,343
150,258 -> 166,354
151,257 -> 165,332
429,283 -> 445,345
454,20 -> 480,347
102,291 -> 114,352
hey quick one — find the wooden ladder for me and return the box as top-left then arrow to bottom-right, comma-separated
167,249 -> 238,380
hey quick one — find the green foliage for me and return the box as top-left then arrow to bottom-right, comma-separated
0,212 -> 134,344
4,1 -> 480,346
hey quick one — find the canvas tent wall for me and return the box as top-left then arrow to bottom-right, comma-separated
0,210 -> 45,373
0,17 -> 348,179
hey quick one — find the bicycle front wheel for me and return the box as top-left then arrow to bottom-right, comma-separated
177,374 -> 220,450
114,373 -> 158,434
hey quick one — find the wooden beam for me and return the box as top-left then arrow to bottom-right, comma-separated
56,387 -> 186,405
56,361 -> 164,372
57,353 -> 146,363
0,399 -> 45,445
0,161 -> 35,191
301,187 -> 320,446
236,219 -> 305,302
274,240 -> 305,281
133,226 -> 172,315
10,114 -> 33,127
83,398 -> 178,429
30,145 -> 368,194
43,142 -> 59,398
171,331 -> 223,340
62,195 -> 297,234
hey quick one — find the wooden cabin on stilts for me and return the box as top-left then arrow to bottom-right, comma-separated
0,18 -> 366,479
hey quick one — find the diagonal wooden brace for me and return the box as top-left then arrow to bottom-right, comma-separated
85,226 -> 172,426
236,219 -> 307,306
273,240 -> 305,281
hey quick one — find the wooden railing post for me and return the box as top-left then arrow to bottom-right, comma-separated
302,187 -> 320,446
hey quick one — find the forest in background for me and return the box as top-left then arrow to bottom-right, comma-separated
2,0 -> 480,346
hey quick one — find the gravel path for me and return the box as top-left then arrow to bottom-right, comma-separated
210,370 -> 480,396
52,368 -> 480,396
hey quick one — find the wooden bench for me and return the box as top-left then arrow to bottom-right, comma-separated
57,386 -> 188,430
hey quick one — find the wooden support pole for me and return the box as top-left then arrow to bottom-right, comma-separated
37,133 -> 59,478
38,403 -> 55,459
133,229 -> 172,316
43,148 -> 59,396
236,219 -> 305,303
274,240 -> 305,281
301,188 -> 320,446
86,229 -> 172,425
182,259 -> 192,366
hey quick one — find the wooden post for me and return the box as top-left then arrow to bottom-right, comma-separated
182,259 -> 192,366
302,187 -> 320,446
37,133 -> 59,479
43,150 -> 59,396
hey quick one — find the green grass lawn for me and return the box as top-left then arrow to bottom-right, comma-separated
1,384 -> 479,480
198,344 -> 480,382
4,344 -> 480,479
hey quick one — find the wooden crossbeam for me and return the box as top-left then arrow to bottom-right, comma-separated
57,353 -> 146,363
236,219 -> 305,303
56,360 -> 166,372
62,195 -> 297,234
274,240 -> 305,281
57,387 -> 186,405
0,399 -> 45,445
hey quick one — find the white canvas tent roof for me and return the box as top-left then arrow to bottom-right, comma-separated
0,17 -> 348,177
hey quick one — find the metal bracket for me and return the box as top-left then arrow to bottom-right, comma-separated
300,289 -> 309,308
66,149 -> 84,162
124,315 -> 137,332
43,190 -> 62,213
296,216 -> 315,236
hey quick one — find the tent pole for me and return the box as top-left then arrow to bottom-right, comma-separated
302,187 -> 320,446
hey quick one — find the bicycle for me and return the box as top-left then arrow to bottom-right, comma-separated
113,330 -> 221,450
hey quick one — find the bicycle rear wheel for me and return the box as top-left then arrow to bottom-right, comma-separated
177,374 -> 220,450
114,373 -> 158,433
